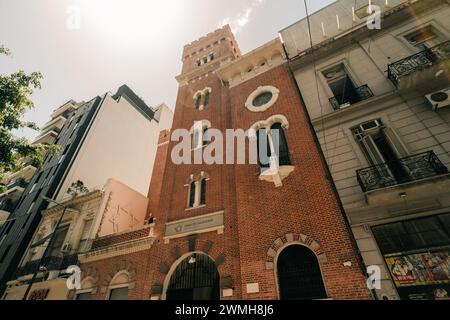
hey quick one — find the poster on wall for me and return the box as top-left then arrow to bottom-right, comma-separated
386,251 -> 450,286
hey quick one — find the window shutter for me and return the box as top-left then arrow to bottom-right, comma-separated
360,135 -> 385,165
383,127 -> 409,158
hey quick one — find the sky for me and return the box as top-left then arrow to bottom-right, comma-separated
0,0 -> 335,140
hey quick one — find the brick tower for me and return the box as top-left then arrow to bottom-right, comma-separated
78,25 -> 371,300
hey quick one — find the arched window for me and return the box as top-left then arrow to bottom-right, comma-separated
200,179 -> 207,205
257,129 -> 271,169
108,271 -> 131,300
271,123 -> 291,166
188,181 -> 196,208
202,128 -> 209,147
195,95 -> 202,110
203,90 -> 210,107
277,245 -> 327,300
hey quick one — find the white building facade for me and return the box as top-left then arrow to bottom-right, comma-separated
281,0 -> 450,300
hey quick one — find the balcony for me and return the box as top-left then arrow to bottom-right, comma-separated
329,84 -> 374,110
388,41 -> 450,92
357,151 -> 449,193
0,199 -> 18,213
14,254 -> 79,279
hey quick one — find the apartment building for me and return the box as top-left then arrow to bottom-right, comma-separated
0,84 -> 173,294
2,179 -> 151,300
280,0 -> 450,300
0,101 -> 81,228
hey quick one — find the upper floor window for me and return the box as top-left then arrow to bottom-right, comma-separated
200,178 -> 207,206
404,25 -> 443,50
186,173 -> 209,209
78,219 -> 93,252
188,181 -> 196,208
193,88 -> 212,111
250,115 -> 294,187
245,86 -> 280,112
323,64 -> 373,110
191,120 -> 211,149
49,225 -> 69,257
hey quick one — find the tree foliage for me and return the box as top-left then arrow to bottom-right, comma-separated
1,45 -> 58,188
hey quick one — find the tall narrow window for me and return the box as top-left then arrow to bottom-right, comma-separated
195,95 -> 201,110
203,128 -> 209,147
188,182 -> 196,208
200,179 -> 206,206
271,123 -> 291,166
48,225 -> 69,257
323,64 -> 363,109
257,129 -> 271,169
78,219 -> 93,252
204,91 -> 210,107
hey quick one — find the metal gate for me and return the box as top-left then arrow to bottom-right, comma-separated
167,254 -> 220,300
277,245 -> 327,300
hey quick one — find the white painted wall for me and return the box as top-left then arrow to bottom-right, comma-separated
56,93 -> 168,201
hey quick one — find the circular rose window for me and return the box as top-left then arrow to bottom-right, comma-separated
253,92 -> 273,107
245,86 -> 280,112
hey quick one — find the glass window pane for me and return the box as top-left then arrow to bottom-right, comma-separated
76,292 -> 91,300
109,287 -> 128,300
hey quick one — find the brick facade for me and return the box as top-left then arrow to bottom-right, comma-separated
78,26 -> 372,300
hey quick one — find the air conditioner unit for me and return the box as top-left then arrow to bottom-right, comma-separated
360,120 -> 382,134
426,87 -> 450,111
61,243 -> 72,254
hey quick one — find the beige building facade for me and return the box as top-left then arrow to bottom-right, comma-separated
281,0 -> 450,300
2,179 -> 151,300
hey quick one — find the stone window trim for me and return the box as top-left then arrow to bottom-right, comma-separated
106,270 -> 135,300
248,115 -> 293,187
193,87 -> 212,111
245,85 -> 280,112
72,276 -> 98,299
190,120 -> 212,150
264,233 -> 329,299
185,172 -> 210,210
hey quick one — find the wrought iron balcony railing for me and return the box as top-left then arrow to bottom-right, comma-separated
388,40 -> 450,87
357,151 -> 449,193
0,199 -> 17,212
329,84 -> 374,110
14,254 -> 79,279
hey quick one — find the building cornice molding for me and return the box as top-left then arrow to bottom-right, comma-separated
287,0 -> 446,69
79,236 -> 155,263
42,190 -> 103,217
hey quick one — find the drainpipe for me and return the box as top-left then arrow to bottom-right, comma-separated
281,44 -> 377,300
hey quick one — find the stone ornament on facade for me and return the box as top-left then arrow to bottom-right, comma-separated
193,87 -> 212,111
265,233 -> 327,270
249,115 -> 294,187
245,86 -> 280,112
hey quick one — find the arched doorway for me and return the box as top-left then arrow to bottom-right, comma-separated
166,253 -> 220,301
277,245 -> 327,300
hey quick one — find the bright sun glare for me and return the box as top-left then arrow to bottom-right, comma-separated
78,0 -> 185,45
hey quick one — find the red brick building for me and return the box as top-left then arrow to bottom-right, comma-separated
76,26 -> 372,300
